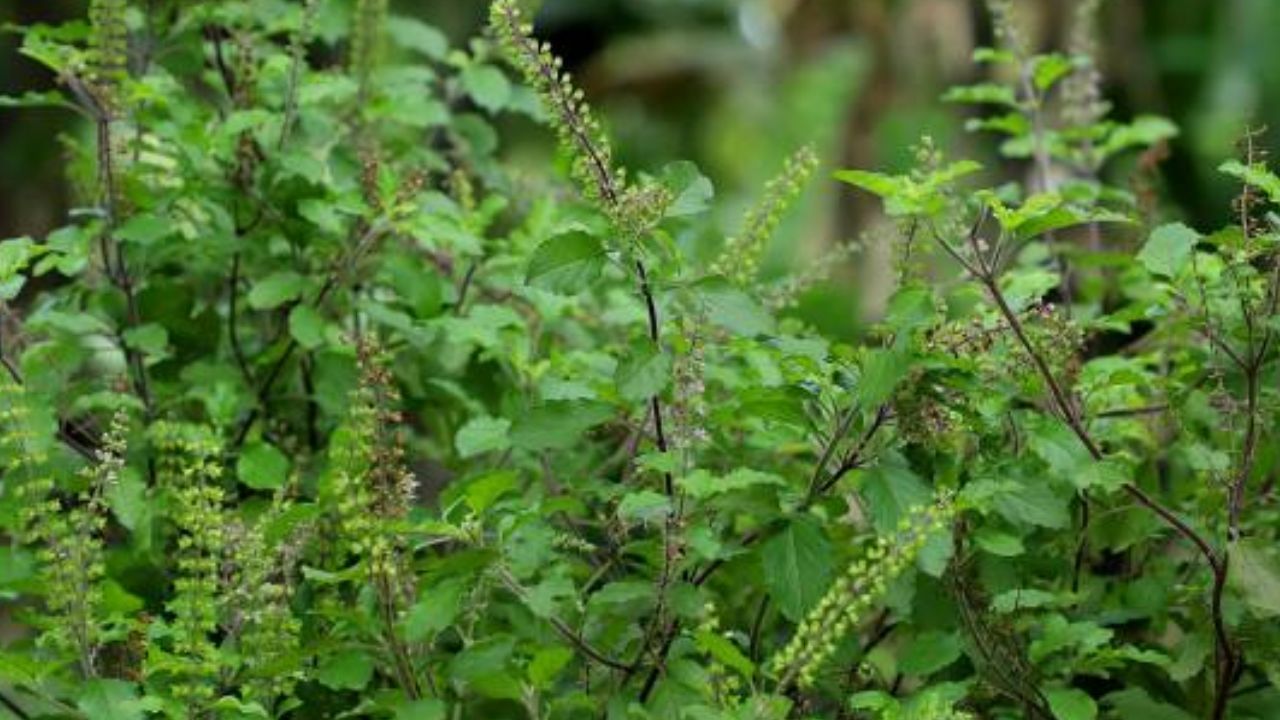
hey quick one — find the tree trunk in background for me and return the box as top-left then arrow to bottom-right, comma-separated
0,1 -> 78,239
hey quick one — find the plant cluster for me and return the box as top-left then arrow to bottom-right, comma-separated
0,1 -> 1277,719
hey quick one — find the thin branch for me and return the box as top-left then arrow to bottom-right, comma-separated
205,25 -> 238,105
980,262 -> 1222,569
954,217 -> 1238,717
634,402 -> 892,700
626,265 -> 679,687
1188,250 -> 1249,371
454,262 -> 478,316
496,567 -> 633,673
94,110 -> 153,418
231,221 -> 388,449
498,7 -> 675,498
0,687 -> 33,720
635,259 -> 675,497
277,11 -> 307,150
982,274 -> 1100,456
227,252 -> 254,387
63,66 -> 156,421
803,403 -> 860,505
692,404 -> 890,590
2,313 -> 98,461
637,625 -> 678,702
1091,404 -> 1168,420
748,595 -> 770,663
300,353 -> 320,452
0,685 -> 81,720
815,405 -> 890,499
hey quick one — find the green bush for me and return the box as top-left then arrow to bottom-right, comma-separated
0,1 -> 1277,718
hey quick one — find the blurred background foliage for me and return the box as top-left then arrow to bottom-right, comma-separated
3,0 -> 1278,339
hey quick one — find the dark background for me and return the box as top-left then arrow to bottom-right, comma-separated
3,0 -> 1277,333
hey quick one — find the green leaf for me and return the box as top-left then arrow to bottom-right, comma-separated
0,237 -> 35,301
0,650 -> 44,686
589,580 -> 655,612
77,679 -> 145,720
991,588 -> 1060,613
116,214 -> 170,246
1138,223 -> 1199,278
299,199 -> 344,234
404,579 -> 466,642
1046,687 -> 1098,720
461,64 -> 512,114
1032,54 -> 1076,91
1104,689 -> 1194,720
678,468 -> 785,499
316,650 -> 375,691
698,279 -> 775,336
858,348 -> 909,407
900,630 -> 961,676
617,490 -> 672,524
395,700 -> 447,720
439,304 -> 524,350
761,518 -> 833,621
209,697 -> 270,717
694,630 -> 755,678
0,237 -> 35,278
942,82 -> 1019,107
994,480 -> 1071,529
860,455 -> 931,533
236,442 -> 290,491
18,35 -> 77,75
836,162 -> 979,218
528,646 -> 575,689
973,46 -> 1015,64
449,636 -> 520,700
917,530 -> 953,578
967,112 -> 1031,137
1017,205 -> 1122,241
636,451 -> 680,476
455,416 -> 511,458
1028,417 -> 1090,476
499,517 -> 550,586
661,161 -> 714,217
122,324 -> 169,359
461,470 -> 520,512
1166,631 -> 1210,682
973,527 -> 1025,557
265,504 -> 320,545
1101,115 -> 1178,157
106,471 -> 150,534
510,400 -> 614,451
998,263 -> 1059,308
884,284 -> 940,333
833,169 -> 901,198
1228,539 -> 1280,618
248,271 -> 306,310
387,16 -> 448,59
288,305 -> 327,350
615,342 -> 671,402
526,231 -> 607,294
1030,615 -> 1112,662
0,90 -> 74,111
0,547 -> 35,590
1219,159 -> 1280,203
396,94 -> 450,129
1075,459 -> 1130,492
301,565 -> 354,585
526,576 -> 575,619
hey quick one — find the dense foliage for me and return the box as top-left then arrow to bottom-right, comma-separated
0,1 -> 1278,719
